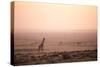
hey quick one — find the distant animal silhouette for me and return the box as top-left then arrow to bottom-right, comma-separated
38,38 -> 45,52
59,41 -> 63,45
76,42 -> 82,45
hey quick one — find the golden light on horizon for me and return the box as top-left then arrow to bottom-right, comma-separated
14,2 -> 97,33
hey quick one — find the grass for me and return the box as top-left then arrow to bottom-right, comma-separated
14,49 -> 97,65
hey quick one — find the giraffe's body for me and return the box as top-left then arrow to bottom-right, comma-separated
38,38 -> 45,52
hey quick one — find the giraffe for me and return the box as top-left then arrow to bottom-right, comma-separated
38,38 -> 45,52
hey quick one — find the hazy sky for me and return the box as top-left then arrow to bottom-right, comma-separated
14,2 -> 97,33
